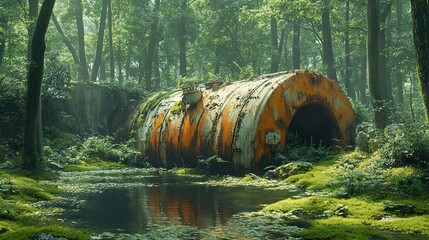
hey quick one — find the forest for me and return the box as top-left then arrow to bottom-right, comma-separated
0,0 -> 429,239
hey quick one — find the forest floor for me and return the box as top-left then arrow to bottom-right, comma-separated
1,138 -> 429,239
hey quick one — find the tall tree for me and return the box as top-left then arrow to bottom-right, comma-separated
91,0 -> 108,82
395,0 -> 404,104
143,0 -> 160,91
321,2 -> 338,81
344,0 -> 355,98
178,0 -> 187,77
107,0 -> 114,80
0,15 -> 7,65
22,0 -> 56,169
51,12 -> 80,66
359,42 -> 368,105
410,0 -> 429,123
292,20 -> 301,69
270,18 -> 285,73
74,0 -> 89,81
380,2 -> 394,105
27,0 -> 39,61
367,0 -> 388,129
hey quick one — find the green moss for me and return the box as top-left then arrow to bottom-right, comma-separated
240,175 -> 254,182
283,158 -> 337,190
372,216 -> 429,235
294,217 -> 390,240
263,196 -> 385,220
175,168 -> 202,175
63,161 -> 126,172
136,91 -> 174,125
0,225 -> 91,240
170,101 -> 184,114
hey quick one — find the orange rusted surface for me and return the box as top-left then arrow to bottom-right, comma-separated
131,70 -> 355,172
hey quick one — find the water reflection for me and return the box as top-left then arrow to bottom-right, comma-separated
58,171 -> 292,234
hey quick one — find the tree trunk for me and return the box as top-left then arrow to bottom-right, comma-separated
396,0 -> 404,104
292,20 -> 301,69
360,42 -> 368,105
380,3 -> 394,105
75,0 -> 89,81
143,0 -> 160,91
270,17 -> 280,73
214,45 -> 220,75
410,0 -> 429,123
118,45 -> 123,84
51,12 -> 80,66
27,0 -> 39,61
283,28 -> 289,70
178,0 -> 187,77
154,44 -> 160,89
367,0 -> 388,129
23,0 -> 56,170
0,16 -> 7,66
321,4 -> 338,82
107,0 -> 114,81
100,59 -> 106,81
91,0 -> 108,82
344,0 -> 355,99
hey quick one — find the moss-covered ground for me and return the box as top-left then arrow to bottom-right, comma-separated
261,151 -> 429,239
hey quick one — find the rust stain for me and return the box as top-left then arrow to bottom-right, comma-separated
133,70 -> 355,172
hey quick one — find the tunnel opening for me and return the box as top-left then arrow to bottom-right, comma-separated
287,103 -> 340,148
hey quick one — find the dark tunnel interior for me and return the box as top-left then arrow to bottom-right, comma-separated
287,103 -> 340,148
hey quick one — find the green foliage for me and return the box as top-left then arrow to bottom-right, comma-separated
350,100 -> 371,127
72,136 -> 148,166
285,133 -> 331,163
379,123 -> 429,169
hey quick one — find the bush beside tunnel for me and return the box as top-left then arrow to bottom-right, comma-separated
128,70 -> 355,172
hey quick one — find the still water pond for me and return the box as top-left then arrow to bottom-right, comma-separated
50,168 -> 299,238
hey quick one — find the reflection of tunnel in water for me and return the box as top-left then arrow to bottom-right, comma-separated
288,103 -> 340,148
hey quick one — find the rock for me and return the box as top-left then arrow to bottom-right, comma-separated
197,155 -> 231,174
31,233 -> 67,240
276,162 -> 313,178
355,131 -> 369,152
0,161 -> 15,169
383,202 -> 415,215
47,161 -> 64,171
264,169 -> 279,179
248,173 -> 260,180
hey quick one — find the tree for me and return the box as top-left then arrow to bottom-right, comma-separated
143,0 -> 160,91
367,0 -> 388,129
22,0 -> 56,169
51,12 -> 80,66
344,0 -> 355,98
107,0 -> 114,81
178,0 -> 187,77
74,0 -> 89,81
410,0 -> 429,123
395,0 -> 404,104
321,1 -> 338,81
292,20 -> 301,69
27,0 -> 39,61
91,0 -> 108,82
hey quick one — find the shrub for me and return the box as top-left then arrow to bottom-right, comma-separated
284,133 -> 330,163
379,123 -> 429,169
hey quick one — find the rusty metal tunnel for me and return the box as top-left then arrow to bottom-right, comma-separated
129,70 -> 355,172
